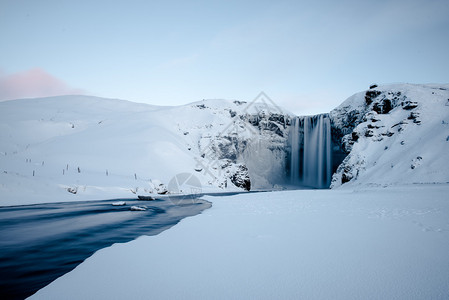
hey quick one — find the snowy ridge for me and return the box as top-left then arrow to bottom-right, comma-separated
0,95 -> 292,205
1,83 -> 449,204
330,83 -> 449,188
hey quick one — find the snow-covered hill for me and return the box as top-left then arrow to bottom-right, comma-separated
1,83 -> 448,205
330,83 -> 449,188
0,95 -> 291,205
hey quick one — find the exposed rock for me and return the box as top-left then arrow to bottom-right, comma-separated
365,129 -> 374,137
401,101 -> 418,110
367,124 -> 382,129
363,112 -> 380,123
365,90 -> 381,105
411,156 -> 423,169
230,164 -> 251,191
329,83 -> 449,187
373,99 -> 393,114
407,112 -> 421,124
341,172 -> 352,184
67,187 -> 77,194
193,102 -> 291,190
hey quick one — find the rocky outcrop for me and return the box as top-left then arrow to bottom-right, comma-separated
190,100 -> 292,191
230,164 -> 251,191
329,83 -> 449,187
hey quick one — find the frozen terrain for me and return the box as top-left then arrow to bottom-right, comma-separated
330,83 -> 449,188
0,95 -> 290,206
31,185 -> 449,299
1,84 -> 448,206
1,83 -> 448,299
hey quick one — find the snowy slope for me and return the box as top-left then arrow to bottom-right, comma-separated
330,83 -> 449,188
30,185 -> 449,300
0,95 -> 291,205
2,84 -> 448,205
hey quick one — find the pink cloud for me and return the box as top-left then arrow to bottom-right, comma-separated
0,68 -> 85,101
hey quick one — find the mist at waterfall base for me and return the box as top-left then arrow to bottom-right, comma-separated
289,114 -> 334,189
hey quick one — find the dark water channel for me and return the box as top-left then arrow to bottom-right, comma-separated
0,197 -> 211,299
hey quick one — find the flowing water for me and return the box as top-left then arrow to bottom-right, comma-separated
290,114 -> 332,188
0,198 -> 211,299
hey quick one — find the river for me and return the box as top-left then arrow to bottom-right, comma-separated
0,197 -> 211,299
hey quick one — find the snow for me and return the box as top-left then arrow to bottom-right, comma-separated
30,185 -> 449,300
3,83 -> 447,206
330,83 -> 449,188
1,95 -> 284,206
129,206 -> 146,211
2,84 -> 449,298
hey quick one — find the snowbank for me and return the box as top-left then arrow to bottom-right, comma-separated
31,185 -> 449,299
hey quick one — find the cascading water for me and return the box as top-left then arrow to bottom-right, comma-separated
289,114 -> 332,188
290,117 -> 300,184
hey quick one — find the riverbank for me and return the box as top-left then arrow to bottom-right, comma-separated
31,184 -> 449,299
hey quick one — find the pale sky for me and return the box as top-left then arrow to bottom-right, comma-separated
1,0 -> 448,115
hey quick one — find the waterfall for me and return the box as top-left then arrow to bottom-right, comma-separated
290,117 -> 300,184
290,114 -> 332,188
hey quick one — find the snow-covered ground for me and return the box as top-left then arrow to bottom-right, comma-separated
0,95 -> 288,206
31,184 -> 449,300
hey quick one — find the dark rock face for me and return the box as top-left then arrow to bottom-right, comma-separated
329,122 -> 350,174
215,136 -> 247,161
364,129 -> 374,137
341,172 -> 352,184
401,100 -> 418,110
373,99 -> 393,114
230,164 -> 251,191
327,84 -> 449,187
407,112 -> 421,124
233,100 -> 247,106
197,104 -> 290,190
246,113 -> 287,138
365,90 -> 381,105
331,88 -> 409,154
329,86 -> 415,186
